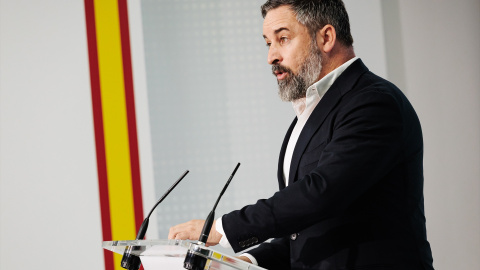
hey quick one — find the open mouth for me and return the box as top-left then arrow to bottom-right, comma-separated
273,69 -> 288,80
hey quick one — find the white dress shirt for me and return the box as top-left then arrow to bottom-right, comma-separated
216,57 -> 359,265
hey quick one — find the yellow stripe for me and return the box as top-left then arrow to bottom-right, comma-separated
94,0 -> 136,268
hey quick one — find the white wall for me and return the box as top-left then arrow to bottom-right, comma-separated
0,1 -> 104,269
0,0 -> 154,269
393,1 -> 480,269
345,0 -> 387,78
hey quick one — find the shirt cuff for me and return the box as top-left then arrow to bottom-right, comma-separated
239,253 -> 258,266
215,217 -> 231,248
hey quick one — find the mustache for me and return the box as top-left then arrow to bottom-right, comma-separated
272,64 -> 293,76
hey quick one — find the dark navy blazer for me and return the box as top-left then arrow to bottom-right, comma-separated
222,59 -> 434,270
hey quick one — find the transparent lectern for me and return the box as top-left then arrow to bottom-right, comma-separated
103,239 -> 267,270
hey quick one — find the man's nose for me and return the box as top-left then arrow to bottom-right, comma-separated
267,45 -> 282,65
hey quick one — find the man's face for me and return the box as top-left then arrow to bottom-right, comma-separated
263,5 -> 323,101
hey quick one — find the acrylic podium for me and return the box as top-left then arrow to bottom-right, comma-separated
103,239 -> 266,270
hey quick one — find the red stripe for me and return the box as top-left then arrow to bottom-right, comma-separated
117,0 -> 145,234
84,1 -> 114,269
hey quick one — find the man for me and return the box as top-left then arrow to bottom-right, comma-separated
169,0 -> 434,269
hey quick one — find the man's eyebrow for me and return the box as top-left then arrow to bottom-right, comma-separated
263,27 -> 290,39
274,27 -> 289,34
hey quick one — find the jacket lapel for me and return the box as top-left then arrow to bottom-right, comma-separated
287,59 -> 369,185
277,118 -> 297,190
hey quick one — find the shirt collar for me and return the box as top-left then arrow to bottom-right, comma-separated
292,57 -> 359,118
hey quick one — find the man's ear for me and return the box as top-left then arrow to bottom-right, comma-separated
316,24 -> 336,53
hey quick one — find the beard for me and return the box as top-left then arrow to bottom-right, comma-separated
272,43 -> 323,102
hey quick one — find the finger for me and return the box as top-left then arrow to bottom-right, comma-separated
169,223 -> 193,240
174,232 -> 189,240
168,220 -> 204,240
168,227 -> 175,239
168,224 -> 182,239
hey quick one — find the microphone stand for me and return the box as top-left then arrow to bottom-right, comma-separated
183,163 -> 240,270
121,170 -> 190,270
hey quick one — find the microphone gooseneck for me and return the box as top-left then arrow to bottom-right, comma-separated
121,170 -> 190,270
184,163 -> 240,270
198,163 -> 240,244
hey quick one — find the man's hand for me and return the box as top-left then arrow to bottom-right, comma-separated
168,219 -> 222,246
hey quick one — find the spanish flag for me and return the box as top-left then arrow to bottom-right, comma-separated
84,1 -> 144,269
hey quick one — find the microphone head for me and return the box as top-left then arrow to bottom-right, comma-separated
120,250 -> 141,270
183,249 -> 207,270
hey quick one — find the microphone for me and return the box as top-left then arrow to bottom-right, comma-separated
183,163 -> 240,270
121,170 -> 190,270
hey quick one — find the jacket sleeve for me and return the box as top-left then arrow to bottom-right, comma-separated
222,86 -> 409,254
246,237 -> 291,270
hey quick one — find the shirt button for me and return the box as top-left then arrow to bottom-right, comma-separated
290,233 -> 297,240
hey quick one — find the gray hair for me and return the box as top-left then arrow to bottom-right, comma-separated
261,0 -> 354,47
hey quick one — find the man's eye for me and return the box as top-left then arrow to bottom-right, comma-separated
265,42 -> 271,47
280,37 -> 289,44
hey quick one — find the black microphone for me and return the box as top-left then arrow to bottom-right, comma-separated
183,163 -> 240,270
121,170 -> 190,270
